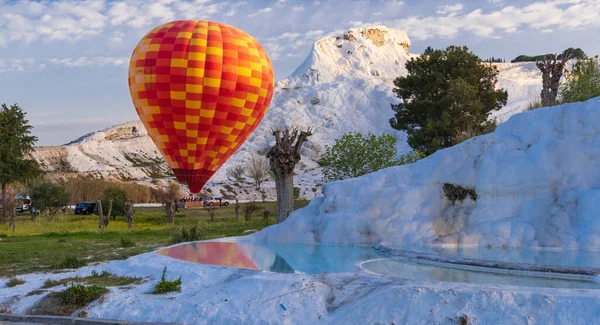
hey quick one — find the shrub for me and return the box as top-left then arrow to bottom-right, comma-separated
43,279 -> 61,288
526,100 -> 545,111
560,56 -> 600,103
243,202 -> 262,221
226,165 -> 246,182
169,224 -> 203,244
29,182 -> 70,217
443,183 -> 477,204
59,284 -> 107,306
7,277 -> 25,287
120,237 -> 136,248
152,267 -> 181,294
101,187 -> 128,218
320,132 -> 425,182
55,256 -> 87,269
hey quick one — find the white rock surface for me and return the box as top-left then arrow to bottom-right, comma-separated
255,97 -> 600,251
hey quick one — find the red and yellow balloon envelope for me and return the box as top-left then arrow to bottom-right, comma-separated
128,20 -> 274,192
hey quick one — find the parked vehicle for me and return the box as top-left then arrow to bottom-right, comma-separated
75,202 -> 97,215
202,197 -> 230,206
0,195 -> 32,212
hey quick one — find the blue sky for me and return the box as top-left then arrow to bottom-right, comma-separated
1,0 -> 599,146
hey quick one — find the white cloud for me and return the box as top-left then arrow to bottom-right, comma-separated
48,57 -> 129,67
387,0 -> 600,40
436,3 -> 464,15
0,58 -> 38,72
248,7 -> 273,17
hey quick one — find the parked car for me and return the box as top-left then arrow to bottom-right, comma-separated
202,197 -> 230,206
75,202 -> 97,215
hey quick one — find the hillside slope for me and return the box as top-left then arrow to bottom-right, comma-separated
32,26 -> 544,198
255,97 -> 600,251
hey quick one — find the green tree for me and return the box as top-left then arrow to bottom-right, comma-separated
101,187 -> 128,219
560,56 -> 600,103
390,46 -> 507,156
29,181 -> 69,218
0,103 -> 43,223
319,132 -> 424,182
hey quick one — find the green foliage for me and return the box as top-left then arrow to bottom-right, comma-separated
169,223 -> 203,244
443,183 -> 477,204
0,103 -> 43,212
511,48 -> 586,63
29,182 -> 69,215
120,237 -> 136,248
6,277 -> 25,287
560,56 -> 600,103
58,284 -> 107,306
55,256 -> 87,269
511,53 -> 555,63
293,187 -> 300,200
43,279 -> 61,288
423,46 -> 434,55
153,267 -> 182,294
320,132 -> 425,182
101,187 -> 128,218
390,46 -> 507,156
526,100 -> 545,111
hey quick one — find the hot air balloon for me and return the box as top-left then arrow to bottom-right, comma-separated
128,20 -> 274,193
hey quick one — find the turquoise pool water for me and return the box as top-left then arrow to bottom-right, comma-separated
384,244 -> 600,269
361,259 -> 600,289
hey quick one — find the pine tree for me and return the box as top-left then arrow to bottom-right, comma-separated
0,103 -> 42,223
390,46 -> 508,156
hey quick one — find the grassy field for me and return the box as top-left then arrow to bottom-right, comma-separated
0,200 -> 310,277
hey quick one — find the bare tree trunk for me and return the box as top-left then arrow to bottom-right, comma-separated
166,201 -> 175,224
1,183 -> 6,224
124,202 -> 134,229
97,200 -> 104,229
235,199 -> 239,221
274,172 -> 294,223
107,199 -> 113,221
266,126 -> 313,223
536,53 -> 572,106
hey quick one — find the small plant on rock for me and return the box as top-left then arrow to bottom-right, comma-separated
6,277 -> 25,287
443,183 -> 477,204
153,267 -> 182,294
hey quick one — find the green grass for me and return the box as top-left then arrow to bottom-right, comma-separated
120,237 -> 136,248
43,270 -> 143,288
152,267 -> 181,294
6,277 -> 25,287
29,284 -> 108,316
0,201 -> 310,277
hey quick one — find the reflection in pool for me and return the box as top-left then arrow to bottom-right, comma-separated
156,241 -> 381,274
362,259 -> 600,289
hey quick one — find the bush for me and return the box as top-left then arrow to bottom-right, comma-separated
226,165 -> 246,182
391,46 -> 507,156
244,202 -> 262,221
120,237 -> 136,248
101,187 -> 128,218
525,100 -> 545,111
153,267 -> 182,294
320,132 -> 425,182
560,56 -> 600,103
443,183 -> 477,204
29,181 -> 69,216
169,223 -> 203,244
7,277 -> 25,287
55,256 -> 87,269
59,284 -> 107,306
